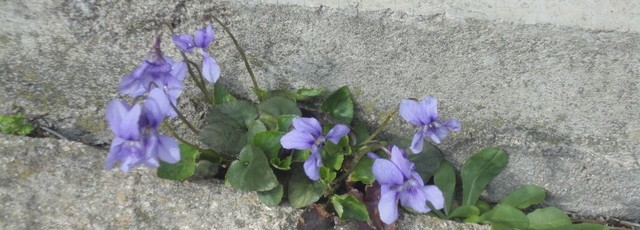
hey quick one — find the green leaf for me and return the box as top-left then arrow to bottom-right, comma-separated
352,121 -> 370,146
265,89 -> 297,100
257,183 -> 284,207
527,207 -> 572,230
157,143 -> 198,181
255,88 -> 268,101
408,144 -> 443,183
295,88 -> 325,101
0,114 -> 33,136
499,185 -> 546,209
270,155 -> 292,170
464,215 -> 483,223
288,166 -> 325,208
476,200 -> 492,214
253,131 -> 285,160
349,157 -> 375,184
193,160 -> 219,178
247,120 -> 267,142
258,96 -> 301,130
448,205 -> 480,219
213,83 -> 236,104
461,148 -> 508,206
277,114 -> 297,132
330,194 -> 370,221
225,145 -> 278,191
292,149 -> 310,162
434,161 -> 456,215
247,120 -> 267,139
323,154 -> 344,171
200,100 -> 258,155
321,86 -> 354,125
319,166 -> 337,185
324,135 -> 351,156
480,204 -> 529,230
565,223 -> 608,230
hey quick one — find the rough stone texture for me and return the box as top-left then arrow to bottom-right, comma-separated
247,0 -> 640,33
0,0 -> 638,224
0,134 -> 486,229
0,134 -> 301,229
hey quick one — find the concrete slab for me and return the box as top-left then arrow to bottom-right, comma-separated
250,0 -> 640,33
0,134 -> 488,229
0,0 -> 638,223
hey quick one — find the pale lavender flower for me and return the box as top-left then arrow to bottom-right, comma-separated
172,24 -> 220,83
399,97 -> 461,153
104,89 -> 180,172
119,36 -> 186,117
370,146 -> 445,224
171,34 -> 195,53
280,117 -> 350,181
104,99 -> 150,172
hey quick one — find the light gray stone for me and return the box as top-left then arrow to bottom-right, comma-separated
0,0 -> 638,224
0,134 -> 486,229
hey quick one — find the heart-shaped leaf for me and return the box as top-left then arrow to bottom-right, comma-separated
258,96 -> 301,130
288,166 -> 325,208
225,145 -> 278,191
321,86 -> 354,125
200,100 -> 258,155
157,143 -> 198,181
257,183 -> 284,207
253,131 -> 285,159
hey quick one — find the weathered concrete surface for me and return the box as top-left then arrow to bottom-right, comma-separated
249,0 -> 640,33
0,134 -> 301,229
0,0 -> 638,223
0,134 -> 487,229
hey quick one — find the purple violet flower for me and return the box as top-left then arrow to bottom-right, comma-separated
104,99 -> 150,172
119,35 -> 185,117
104,89 -> 180,172
171,34 -> 195,53
369,146 -> 445,224
399,97 -> 461,153
280,117 -> 350,181
172,24 -> 220,83
193,24 -> 215,49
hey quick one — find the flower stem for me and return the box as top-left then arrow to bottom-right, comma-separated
168,101 -> 199,134
180,52 -> 215,105
360,108 -> 398,146
209,15 -> 264,101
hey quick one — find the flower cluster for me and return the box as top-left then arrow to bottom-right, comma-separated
400,97 -> 461,153
118,36 -> 187,117
280,117 -> 350,181
370,146 -> 445,224
106,24 -> 220,172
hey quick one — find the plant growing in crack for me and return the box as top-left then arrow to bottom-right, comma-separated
103,17 -> 609,230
